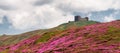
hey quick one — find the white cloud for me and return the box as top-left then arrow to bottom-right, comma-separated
7,11 -> 40,30
6,5 -> 73,30
0,0 -> 120,31
103,11 -> 119,22
104,16 -> 116,22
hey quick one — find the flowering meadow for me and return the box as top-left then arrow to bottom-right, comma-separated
0,20 -> 120,53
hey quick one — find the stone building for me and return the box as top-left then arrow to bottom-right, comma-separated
74,15 -> 89,22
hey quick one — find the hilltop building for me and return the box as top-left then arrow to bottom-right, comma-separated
74,15 -> 89,22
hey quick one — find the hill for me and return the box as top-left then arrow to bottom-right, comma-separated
0,21 -> 98,46
1,20 -> 120,53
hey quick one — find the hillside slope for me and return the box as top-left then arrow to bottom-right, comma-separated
0,21 -> 98,46
1,20 -> 120,53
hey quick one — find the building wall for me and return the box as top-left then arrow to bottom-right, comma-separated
79,18 -> 88,21
75,16 -> 81,22
74,16 -> 89,22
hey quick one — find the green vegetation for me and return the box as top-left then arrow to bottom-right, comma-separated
95,26 -> 120,45
56,21 -> 98,30
35,30 -> 63,43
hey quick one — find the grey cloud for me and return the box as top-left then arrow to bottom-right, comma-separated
0,17 -> 3,23
34,0 -> 53,6
0,5 -> 16,10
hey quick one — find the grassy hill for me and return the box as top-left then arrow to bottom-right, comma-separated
0,20 -> 120,53
0,21 -> 98,46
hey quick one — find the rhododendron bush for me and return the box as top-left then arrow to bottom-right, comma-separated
0,20 -> 120,53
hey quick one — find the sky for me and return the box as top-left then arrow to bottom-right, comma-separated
0,0 -> 120,35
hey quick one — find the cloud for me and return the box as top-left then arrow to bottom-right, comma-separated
103,10 -> 119,22
0,9 -> 6,24
34,0 -> 53,5
6,5 -> 73,30
0,17 -> 3,24
53,0 -> 120,13
104,16 -> 116,22
0,0 -> 120,31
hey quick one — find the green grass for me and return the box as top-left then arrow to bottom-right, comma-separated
0,49 -> 9,53
56,21 -> 98,30
35,30 -> 62,44
94,26 -> 120,45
